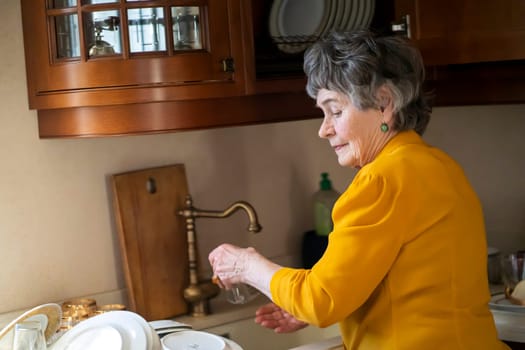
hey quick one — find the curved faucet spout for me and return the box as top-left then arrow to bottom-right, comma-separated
177,195 -> 262,316
178,196 -> 262,233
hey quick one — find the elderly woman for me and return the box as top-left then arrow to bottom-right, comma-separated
209,30 -> 507,349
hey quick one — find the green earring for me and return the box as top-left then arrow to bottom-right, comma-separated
380,122 -> 389,132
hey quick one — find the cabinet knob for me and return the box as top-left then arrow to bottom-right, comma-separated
391,15 -> 411,39
221,58 -> 235,73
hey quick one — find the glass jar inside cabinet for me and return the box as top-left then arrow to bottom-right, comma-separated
49,0 -> 204,60
21,0 -> 244,107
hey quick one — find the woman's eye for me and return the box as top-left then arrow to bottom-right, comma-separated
332,110 -> 342,117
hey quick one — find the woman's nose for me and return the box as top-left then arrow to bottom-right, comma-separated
318,117 -> 333,138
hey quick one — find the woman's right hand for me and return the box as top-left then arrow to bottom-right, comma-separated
255,303 -> 309,333
208,244 -> 281,299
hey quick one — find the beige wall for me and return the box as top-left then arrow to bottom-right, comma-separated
1,1 -> 524,315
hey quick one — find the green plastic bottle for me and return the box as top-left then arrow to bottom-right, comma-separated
314,172 -> 340,236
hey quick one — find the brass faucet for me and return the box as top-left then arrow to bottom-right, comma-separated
178,195 -> 262,316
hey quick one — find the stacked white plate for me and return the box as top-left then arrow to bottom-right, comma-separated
0,306 -> 244,350
149,319 -> 192,338
269,0 -> 376,54
161,330 -> 242,350
48,311 -> 162,350
489,294 -> 525,342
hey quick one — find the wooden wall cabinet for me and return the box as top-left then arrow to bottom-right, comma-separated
394,0 -> 525,66
20,0 -> 525,138
21,0 -> 246,111
393,0 -> 525,106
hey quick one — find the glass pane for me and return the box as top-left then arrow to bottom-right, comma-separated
54,14 -> 81,59
171,6 -> 202,51
82,0 -> 118,4
128,7 -> 166,53
84,11 -> 121,57
51,0 -> 77,8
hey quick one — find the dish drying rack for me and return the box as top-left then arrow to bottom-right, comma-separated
270,34 -> 320,53
270,35 -> 319,45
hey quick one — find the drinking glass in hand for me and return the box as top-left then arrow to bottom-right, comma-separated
212,276 -> 259,305
225,283 -> 259,305
12,321 -> 47,350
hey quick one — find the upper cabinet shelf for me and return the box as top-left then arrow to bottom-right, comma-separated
20,0 -> 525,138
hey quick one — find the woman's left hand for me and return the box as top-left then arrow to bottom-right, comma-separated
255,303 -> 309,333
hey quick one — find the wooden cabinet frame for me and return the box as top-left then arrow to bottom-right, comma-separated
22,0 -> 246,110
20,0 -> 525,138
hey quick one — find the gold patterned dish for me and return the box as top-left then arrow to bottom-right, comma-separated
0,303 -> 61,349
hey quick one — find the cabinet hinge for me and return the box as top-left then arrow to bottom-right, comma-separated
221,58 -> 235,73
391,15 -> 411,39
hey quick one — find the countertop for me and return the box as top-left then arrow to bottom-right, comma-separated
173,292 -> 270,330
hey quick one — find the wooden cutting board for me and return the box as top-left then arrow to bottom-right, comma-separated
111,164 -> 190,321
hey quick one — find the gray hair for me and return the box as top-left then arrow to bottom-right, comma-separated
304,30 -> 432,135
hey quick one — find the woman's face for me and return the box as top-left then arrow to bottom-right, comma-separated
316,89 -> 389,168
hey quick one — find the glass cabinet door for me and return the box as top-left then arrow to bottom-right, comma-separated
54,13 -> 81,59
52,0 -> 77,8
84,11 -> 122,57
47,1 -> 206,62
127,7 -> 166,53
22,0 -> 244,108
171,6 -> 202,50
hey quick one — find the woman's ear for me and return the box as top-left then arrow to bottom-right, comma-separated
376,85 -> 394,122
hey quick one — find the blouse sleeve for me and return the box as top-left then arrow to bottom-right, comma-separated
270,171 -> 411,327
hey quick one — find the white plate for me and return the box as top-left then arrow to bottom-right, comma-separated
352,0 -> 365,29
224,337 -> 243,350
359,0 -> 375,29
489,293 -> 525,313
149,320 -> 191,331
319,0 -> 338,37
277,0 -> 326,37
49,311 -> 149,350
268,0 -> 283,39
336,0 -> 351,31
331,0 -> 346,31
146,324 -> 162,350
269,0 -> 332,54
343,0 -> 374,30
344,0 -> 360,30
57,326 -> 122,350
162,330 -> 225,350
147,323 -> 162,350
0,303 -> 61,350
367,0 -> 376,27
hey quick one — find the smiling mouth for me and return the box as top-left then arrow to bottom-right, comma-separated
333,144 -> 347,152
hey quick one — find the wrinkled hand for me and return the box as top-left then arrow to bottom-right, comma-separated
255,303 -> 308,333
208,244 -> 256,288
209,244 -> 282,299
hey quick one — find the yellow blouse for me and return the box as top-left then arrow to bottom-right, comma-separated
270,130 -> 507,349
